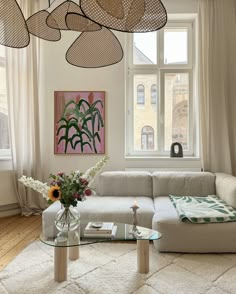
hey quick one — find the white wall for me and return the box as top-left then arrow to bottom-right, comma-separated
39,0 -> 200,180
0,169 -> 20,217
163,0 -> 198,13
0,171 -> 17,205
39,29 -> 127,178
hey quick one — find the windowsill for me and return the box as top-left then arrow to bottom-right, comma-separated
125,156 -> 200,161
124,156 -> 201,171
0,157 -> 12,161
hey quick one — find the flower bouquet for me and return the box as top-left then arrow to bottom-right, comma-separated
19,156 -> 109,232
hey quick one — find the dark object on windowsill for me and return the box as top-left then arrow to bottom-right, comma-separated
170,142 -> 183,158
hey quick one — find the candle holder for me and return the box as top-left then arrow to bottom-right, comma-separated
129,202 -> 141,236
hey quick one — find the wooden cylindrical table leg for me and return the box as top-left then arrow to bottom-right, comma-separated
137,240 -> 149,273
68,230 -> 80,260
54,238 -> 67,282
69,246 -> 79,260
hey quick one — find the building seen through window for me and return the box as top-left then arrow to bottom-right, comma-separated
151,84 -> 157,104
137,84 -> 145,104
141,126 -> 154,150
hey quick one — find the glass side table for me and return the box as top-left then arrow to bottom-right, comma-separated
40,221 -> 162,282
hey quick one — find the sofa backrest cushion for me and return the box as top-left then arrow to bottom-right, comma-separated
215,173 -> 236,209
152,172 -> 215,197
97,171 -> 153,197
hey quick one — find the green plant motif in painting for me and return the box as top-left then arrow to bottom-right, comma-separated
55,92 -> 105,154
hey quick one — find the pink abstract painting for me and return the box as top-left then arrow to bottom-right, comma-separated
54,91 -> 105,154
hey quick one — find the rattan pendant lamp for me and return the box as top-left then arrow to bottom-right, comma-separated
80,0 -> 167,32
26,10 -> 61,41
66,26 -> 123,68
0,0 -> 30,48
0,0 -> 167,67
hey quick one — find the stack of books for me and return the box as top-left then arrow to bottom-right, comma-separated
84,222 -> 117,238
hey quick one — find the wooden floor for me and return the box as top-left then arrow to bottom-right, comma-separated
0,214 -> 41,271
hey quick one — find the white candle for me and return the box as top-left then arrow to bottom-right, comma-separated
132,198 -> 139,209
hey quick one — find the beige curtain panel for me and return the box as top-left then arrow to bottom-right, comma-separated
198,0 -> 236,175
6,0 -> 47,215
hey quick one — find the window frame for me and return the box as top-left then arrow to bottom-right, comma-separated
160,69 -> 194,156
159,22 -> 193,69
126,19 -> 196,158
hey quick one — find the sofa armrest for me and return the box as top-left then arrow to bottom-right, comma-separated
215,173 -> 236,209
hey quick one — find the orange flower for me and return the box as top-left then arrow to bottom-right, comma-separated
48,186 -> 61,202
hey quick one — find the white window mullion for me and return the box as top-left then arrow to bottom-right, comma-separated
159,27 -> 164,67
188,70 -> 194,155
159,70 -> 165,153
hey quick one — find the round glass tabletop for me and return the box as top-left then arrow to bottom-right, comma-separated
40,221 -> 162,247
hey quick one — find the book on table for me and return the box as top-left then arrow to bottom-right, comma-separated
85,222 -> 114,234
84,222 -> 117,238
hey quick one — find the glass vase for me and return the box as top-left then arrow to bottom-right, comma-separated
55,205 -> 80,233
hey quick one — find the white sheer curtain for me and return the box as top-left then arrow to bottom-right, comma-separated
6,0 -> 47,215
198,0 -> 236,175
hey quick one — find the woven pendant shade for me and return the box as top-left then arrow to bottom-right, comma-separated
27,10 -> 61,41
47,0 -> 83,30
80,0 -> 167,33
0,0 -> 30,48
66,27 -> 123,68
66,13 -> 101,32
0,0 -> 168,68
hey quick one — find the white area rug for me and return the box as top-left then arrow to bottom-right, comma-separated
1,241 -> 236,294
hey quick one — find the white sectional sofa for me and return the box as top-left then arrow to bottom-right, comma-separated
42,171 -> 236,253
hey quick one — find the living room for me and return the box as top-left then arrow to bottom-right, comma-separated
0,0 -> 236,293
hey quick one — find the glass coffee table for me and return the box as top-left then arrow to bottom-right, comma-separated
40,221 -> 162,282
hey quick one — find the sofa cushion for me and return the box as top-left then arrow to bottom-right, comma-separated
42,196 -> 155,238
215,173 -> 236,209
97,171 -> 153,197
152,172 -> 215,197
153,197 -> 236,252
79,196 -> 155,227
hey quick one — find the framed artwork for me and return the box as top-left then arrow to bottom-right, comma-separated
54,91 -> 105,154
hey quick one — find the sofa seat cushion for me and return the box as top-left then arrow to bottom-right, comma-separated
78,196 -> 155,226
152,197 -> 236,252
152,172 -> 215,197
97,171 -> 153,197
42,196 -> 155,238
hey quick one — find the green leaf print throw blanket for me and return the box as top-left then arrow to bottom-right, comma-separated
169,195 -> 236,223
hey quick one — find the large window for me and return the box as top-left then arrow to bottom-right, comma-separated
126,20 -> 196,157
0,45 -> 10,158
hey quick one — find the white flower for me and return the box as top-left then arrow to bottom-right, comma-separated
18,156 -> 109,203
83,155 -> 109,184
18,176 -> 50,199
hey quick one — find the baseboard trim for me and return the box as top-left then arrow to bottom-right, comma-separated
0,203 -> 21,217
